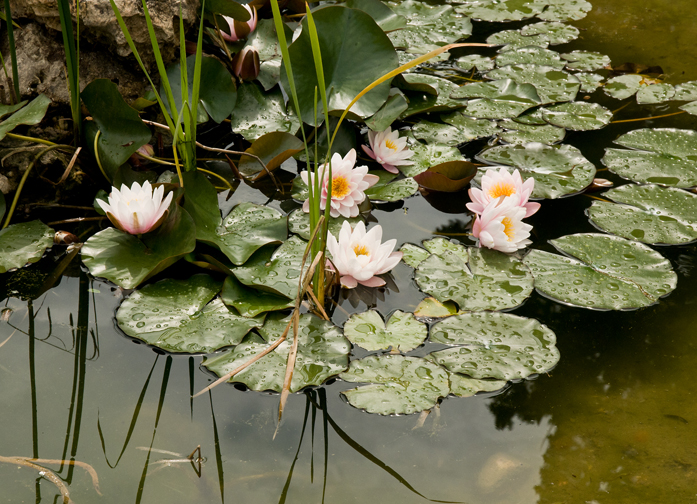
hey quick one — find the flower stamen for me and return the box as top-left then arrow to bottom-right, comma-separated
353,244 -> 369,256
332,176 -> 351,198
488,182 -> 516,199
502,216 -> 515,241
384,139 -> 397,151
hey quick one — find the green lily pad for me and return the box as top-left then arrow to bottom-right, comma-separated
455,0 -> 545,22
487,29 -> 550,52
401,139 -> 465,178
233,235 -> 308,299
519,21 -> 580,44
0,220 -> 54,273
513,108 -> 548,125
429,312 -> 559,380
476,143 -> 596,198
495,46 -> 565,69
397,74 -> 463,118
486,64 -> 580,103
413,297 -> 459,319
636,83 -> 675,104
456,54 -> 495,72
287,208 -> 362,241
680,101 -> 697,116
560,50 -> 610,71
414,245 -> 534,311
601,128 -> 697,188
387,1 -> 472,49
400,243 -> 431,268
229,82 -> 300,141
603,74 -> 644,100
81,204 -> 196,289
246,19 -> 293,91
587,184 -> 697,245
524,233 -> 677,310
541,101 -> 613,130
448,373 -> 507,397
452,78 -> 543,119
340,355 -> 450,415
344,310 -> 427,352
497,119 -> 566,144
283,5 -> 398,125
576,72 -> 605,93
413,160 -> 478,192
364,93 -> 409,132
221,275 -> 294,317
0,94 -> 51,142
345,0 -> 407,31
673,81 -> 697,101
238,131 -> 304,180
441,112 -> 499,141
364,171 -> 419,202
422,237 -> 469,262
116,274 -> 264,353
536,0 -> 592,21
202,313 -> 350,392
412,121 -> 464,146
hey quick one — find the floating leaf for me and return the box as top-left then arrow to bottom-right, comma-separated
413,160 -> 478,192
636,83 -> 675,104
0,94 -> 51,142
429,312 -> 559,380
414,297 -> 459,319
456,54 -> 495,72
524,233 -> 677,310
519,21 -> 580,44
203,313 -> 350,392
288,209 -> 362,241
560,50 -> 610,71
497,119 -> 566,144
246,19 -> 293,91
448,373 -> 507,397
365,93 -> 409,132
0,220 -> 54,274
603,74 -> 644,100
587,184 -> 697,245
602,128 -> 697,188
679,101 -> 697,116
365,171 -> 419,202
387,1 -> 472,49
414,245 -> 534,311
412,121 -> 463,146
541,101 -> 612,131
116,275 -> 264,353
401,139 -> 465,178
441,112 -> 499,141
399,243 -> 431,268
486,64 -> 580,103
476,143 -> 596,198
487,29 -> 550,52
576,72 -> 604,93
422,237 -> 469,262
495,46 -> 565,69
344,310 -> 427,352
673,81 -> 697,101
345,0 -> 407,31
340,355 -> 450,415
455,0 -> 545,22
452,78 -> 543,119
397,74 -> 462,118
229,82 -> 299,141
238,132 -> 304,180
220,275 -> 293,317
536,0 -> 592,21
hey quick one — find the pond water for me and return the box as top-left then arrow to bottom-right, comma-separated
2,0 -> 697,503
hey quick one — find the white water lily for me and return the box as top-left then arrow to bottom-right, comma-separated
326,221 -> 402,288
361,126 -> 414,174
472,197 -> 532,253
301,149 -> 379,218
97,181 -> 173,235
467,167 -> 540,218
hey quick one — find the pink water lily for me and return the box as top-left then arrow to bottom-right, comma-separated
467,167 -> 540,218
326,221 -> 402,288
472,198 -> 532,253
301,149 -> 379,218
97,181 -> 173,235
220,4 -> 258,42
361,126 -> 414,174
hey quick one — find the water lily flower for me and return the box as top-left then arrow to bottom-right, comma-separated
361,127 -> 414,174
467,167 -> 540,218
97,181 -> 173,235
220,4 -> 258,42
472,197 -> 532,253
301,149 -> 379,218
326,221 -> 403,288
232,46 -> 260,81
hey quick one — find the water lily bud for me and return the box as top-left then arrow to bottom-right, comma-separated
233,46 -> 260,81
220,5 -> 258,42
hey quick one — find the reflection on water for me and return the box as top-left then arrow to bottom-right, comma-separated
2,0 -> 697,502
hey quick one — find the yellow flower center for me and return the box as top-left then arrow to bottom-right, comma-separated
502,217 -> 515,241
332,176 -> 351,198
384,139 -> 397,151
488,181 -> 516,199
353,244 -> 370,256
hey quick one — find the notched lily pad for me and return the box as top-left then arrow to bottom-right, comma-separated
221,275 -> 294,317
344,310 -> 427,352
365,171 -> 419,202
413,160 -> 478,192
541,101 -> 612,131
560,50 -> 610,71
0,220 -> 54,273
400,243 -> 431,268
340,355 -> 450,415
636,83 -> 675,104
536,0 -> 592,21
486,64 -> 580,104
524,233 -> 677,310
400,138 -> 465,178
441,112 -> 499,141
603,74 -> 644,100
576,72 -> 605,93
429,312 -> 559,380
495,46 -> 565,70
456,54 -> 495,73
497,119 -> 566,145
387,1 -> 472,49
455,0 -> 545,22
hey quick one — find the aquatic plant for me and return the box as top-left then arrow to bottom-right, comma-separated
97,181 -> 173,236
362,126 -> 415,173
471,197 -> 533,253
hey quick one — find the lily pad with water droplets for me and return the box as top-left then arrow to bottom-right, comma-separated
229,83 -> 299,141
387,1 -> 472,49
520,21 -> 580,44
414,297 -> 459,319
636,83 -> 675,104
679,101 -> 697,116
454,0 -> 546,22
397,74 -> 463,118
497,119 -> 566,144
673,81 -> 697,101
587,184 -> 697,245
541,102 -> 612,130
524,233 -> 677,310
288,209 -> 362,241
429,311 -> 559,380
412,121 -> 464,147
364,171 -> 419,202
221,275 -> 294,317
441,112 -> 499,141
603,74 -> 644,100
401,139 -> 465,178
495,46 -> 565,70
476,143 -> 596,198
203,313 -> 350,392
576,72 -> 604,93
456,54 -> 495,72
423,237 -> 470,262
400,243 -> 431,268
452,78 -> 543,119
415,245 -> 534,312
116,274 -> 265,353
340,355 -> 450,415
486,64 -> 580,104
536,0 -> 592,21
344,310 -> 427,352
487,29 -> 551,52
448,373 -> 507,397
560,50 -> 610,71
601,128 -> 697,188
0,220 -> 54,274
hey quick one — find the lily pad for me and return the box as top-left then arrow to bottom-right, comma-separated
345,0 -> 407,31
246,19 -> 293,91
454,0 -> 545,22
238,131 -> 304,180
497,119 -> 566,144
422,237 -> 469,262
288,208 -> 362,241
560,50 -> 610,71
344,310 -> 427,352
476,143 -> 597,198
679,101 -> 697,116
673,81 -> 697,101
576,72 -> 605,93
536,0 -> 592,21
340,355 -> 450,415
487,29 -> 550,52
524,233 -> 677,310
413,297 -> 459,319
0,220 -> 54,273
541,101 -> 613,130
441,112 -> 499,141
486,64 -> 580,104
495,46 -> 565,69
413,160 -> 478,192
587,184 -> 697,245
453,78 -> 543,119
429,312 -> 559,380
401,139 -> 465,178
221,275 -> 294,317
519,21 -> 580,44
203,313 -> 350,392
229,82 -> 299,141
414,245 -> 534,311
397,74 -> 463,118
400,243 -> 431,268
448,373 -> 507,397
636,83 -> 675,104
364,171 -> 419,202
116,274 -> 264,353
412,121 -> 464,146
603,74 -> 644,100
601,128 -> 697,188
387,1 -> 472,49
365,93 -> 409,132
456,54 -> 495,72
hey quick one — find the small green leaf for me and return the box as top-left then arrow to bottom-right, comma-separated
603,74 -> 644,100
364,172 -> 419,202
541,101 -> 612,130
402,138 -> 465,178
636,83 -> 675,104
560,50 -> 610,71
344,310 -> 427,352
221,275 -> 294,317
413,160 -> 478,192
536,0 -> 592,21
365,93 -> 409,132
0,94 -> 51,142
0,220 -> 54,273
399,243 -> 430,268
448,373 -> 506,397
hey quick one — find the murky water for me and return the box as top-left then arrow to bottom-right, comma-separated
2,0 -> 697,502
